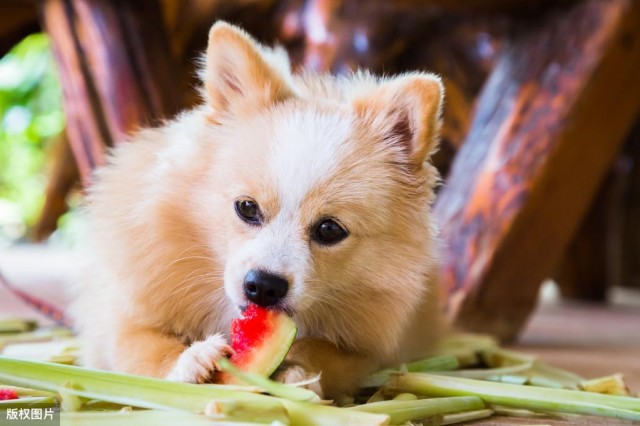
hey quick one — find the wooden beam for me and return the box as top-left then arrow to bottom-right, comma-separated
33,132 -> 79,242
397,0 -> 577,14
39,0 -> 181,181
39,0 -> 107,179
555,174 -> 617,302
434,0 -> 640,340
618,120 -> 640,290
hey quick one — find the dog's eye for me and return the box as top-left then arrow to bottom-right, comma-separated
235,199 -> 262,225
313,218 -> 348,245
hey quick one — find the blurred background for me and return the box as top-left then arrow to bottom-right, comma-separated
0,0 -> 639,390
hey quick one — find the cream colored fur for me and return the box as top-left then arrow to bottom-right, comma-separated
70,21 -> 444,399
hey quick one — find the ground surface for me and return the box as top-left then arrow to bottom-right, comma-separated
1,245 -> 639,424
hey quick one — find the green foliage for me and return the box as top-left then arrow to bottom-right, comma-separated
0,33 -> 65,243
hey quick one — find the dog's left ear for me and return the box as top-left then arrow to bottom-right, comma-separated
203,22 -> 295,118
354,73 -> 444,168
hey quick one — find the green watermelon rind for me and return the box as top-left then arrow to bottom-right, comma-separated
225,312 -> 297,383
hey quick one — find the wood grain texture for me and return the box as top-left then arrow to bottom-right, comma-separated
39,0 -> 181,181
435,0 -> 640,340
40,0 -> 108,179
33,132 -> 79,242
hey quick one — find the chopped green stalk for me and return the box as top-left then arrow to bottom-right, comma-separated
281,372 -> 323,388
217,358 -> 321,403
388,373 -> 640,421
0,396 -> 57,406
349,396 -> 484,424
0,357 -> 388,426
59,383 -> 83,411
436,334 -> 499,369
580,374 -> 630,396
437,333 -> 496,366
81,400 -> 133,411
366,389 -> 386,403
473,350 -> 581,389
0,384 -> 55,397
204,399 -> 289,423
49,355 -> 77,365
0,319 -> 37,333
200,383 -> 264,393
529,361 -> 584,389
392,393 -> 418,401
405,355 -> 460,373
450,350 -> 480,368
361,369 -> 396,388
0,328 -> 73,349
432,348 -> 534,379
490,404 -> 561,418
364,355 -> 460,388
283,402 -> 388,426
438,334 -> 498,353
527,376 -> 566,389
62,410 -> 272,425
2,339 -> 80,364
481,348 -> 536,367
0,356 -> 273,415
436,361 -> 532,379
485,375 -> 529,385
422,408 -> 494,425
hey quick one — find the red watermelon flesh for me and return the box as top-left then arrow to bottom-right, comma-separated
0,388 -> 19,400
221,304 -> 297,383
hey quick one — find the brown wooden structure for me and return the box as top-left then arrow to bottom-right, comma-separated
3,0 -> 640,340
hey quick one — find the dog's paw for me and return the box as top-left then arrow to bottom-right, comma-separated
166,333 -> 233,383
274,364 -> 324,398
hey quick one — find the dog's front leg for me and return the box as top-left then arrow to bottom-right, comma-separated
275,337 -> 378,401
111,322 -> 232,383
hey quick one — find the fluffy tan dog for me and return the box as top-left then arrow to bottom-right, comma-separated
70,21 -> 443,399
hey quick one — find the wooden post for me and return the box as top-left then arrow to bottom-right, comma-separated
33,133 -> 79,242
555,173 -> 618,301
435,0 -> 640,340
38,0 -> 181,181
619,121 -> 640,291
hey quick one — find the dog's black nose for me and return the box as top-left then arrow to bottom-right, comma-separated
243,270 -> 289,307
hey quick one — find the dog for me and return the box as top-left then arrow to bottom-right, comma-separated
70,21 -> 443,400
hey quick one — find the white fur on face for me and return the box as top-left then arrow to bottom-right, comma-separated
223,213 -> 310,310
269,109 -> 353,210
222,109 -> 354,311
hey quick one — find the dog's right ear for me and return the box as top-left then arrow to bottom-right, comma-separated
203,22 -> 294,119
352,73 -> 443,169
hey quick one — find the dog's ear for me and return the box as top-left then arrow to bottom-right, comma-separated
203,22 -> 294,117
354,73 -> 443,168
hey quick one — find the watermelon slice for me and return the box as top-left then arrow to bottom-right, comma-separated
219,304 -> 297,384
0,388 -> 19,400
